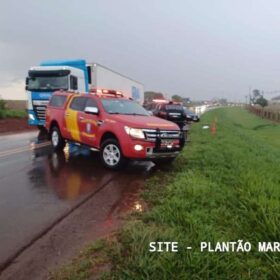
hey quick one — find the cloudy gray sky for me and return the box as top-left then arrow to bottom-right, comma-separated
1,0 -> 280,101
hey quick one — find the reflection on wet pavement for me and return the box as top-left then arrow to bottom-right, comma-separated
29,143 -> 156,201
0,139 -> 157,268
98,161 -> 155,233
29,144 -> 114,200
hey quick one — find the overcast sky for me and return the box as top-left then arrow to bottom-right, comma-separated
1,0 -> 280,101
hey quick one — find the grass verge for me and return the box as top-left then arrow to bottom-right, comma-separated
0,109 -> 27,119
50,107 -> 280,280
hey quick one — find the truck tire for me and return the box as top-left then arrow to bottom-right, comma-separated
37,125 -> 49,141
50,126 -> 65,151
100,138 -> 127,170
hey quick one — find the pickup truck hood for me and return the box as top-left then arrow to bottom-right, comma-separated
108,115 -> 179,130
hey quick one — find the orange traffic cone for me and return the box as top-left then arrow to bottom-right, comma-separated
211,121 -> 217,135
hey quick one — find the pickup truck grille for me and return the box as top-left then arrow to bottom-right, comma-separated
33,100 -> 49,121
143,129 -> 181,142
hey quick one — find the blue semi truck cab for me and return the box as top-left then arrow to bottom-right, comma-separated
26,59 -> 89,128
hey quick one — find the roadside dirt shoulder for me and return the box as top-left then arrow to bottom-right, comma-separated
0,118 -> 36,134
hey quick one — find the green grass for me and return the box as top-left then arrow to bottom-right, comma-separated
0,109 -> 27,119
0,98 -> 27,119
51,107 -> 280,280
50,240 -> 111,280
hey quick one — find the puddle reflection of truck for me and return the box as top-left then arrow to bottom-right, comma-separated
25,59 -> 144,133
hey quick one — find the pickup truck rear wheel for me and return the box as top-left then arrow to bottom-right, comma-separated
50,126 -> 65,151
101,139 -> 127,170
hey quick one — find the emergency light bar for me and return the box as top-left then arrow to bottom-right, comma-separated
152,99 -> 169,103
91,88 -> 124,97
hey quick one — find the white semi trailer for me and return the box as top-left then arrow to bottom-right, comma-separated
26,59 -> 144,128
87,63 -> 144,104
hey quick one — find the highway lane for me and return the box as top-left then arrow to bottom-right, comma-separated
0,131 -> 38,152
0,132 -> 155,274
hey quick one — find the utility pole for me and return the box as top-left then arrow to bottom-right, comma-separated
248,86 -> 251,105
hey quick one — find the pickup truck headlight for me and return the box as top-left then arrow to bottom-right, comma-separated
124,126 -> 145,139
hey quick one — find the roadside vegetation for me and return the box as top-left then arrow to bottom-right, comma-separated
51,107 -> 280,279
0,99 -> 26,119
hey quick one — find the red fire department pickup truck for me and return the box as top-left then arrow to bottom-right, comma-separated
45,90 -> 185,169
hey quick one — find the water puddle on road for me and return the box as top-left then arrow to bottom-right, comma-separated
28,141 -> 163,237
99,161 -> 157,233
29,142 -> 158,204
29,143 -> 115,200
0,139 -> 169,278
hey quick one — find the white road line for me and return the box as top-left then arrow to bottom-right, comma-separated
0,142 -> 51,158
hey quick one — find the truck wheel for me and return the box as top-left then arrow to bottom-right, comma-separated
100,139 -> 127,170
37,126 -> 49,141
50,126 -> 65,151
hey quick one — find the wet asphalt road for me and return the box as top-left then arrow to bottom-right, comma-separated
0,131 -> 155,275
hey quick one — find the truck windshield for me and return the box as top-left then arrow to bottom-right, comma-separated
27,76 -> 68,91
101,99 -> 149,116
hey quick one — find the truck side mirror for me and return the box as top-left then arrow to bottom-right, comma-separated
84,106 -> 99,115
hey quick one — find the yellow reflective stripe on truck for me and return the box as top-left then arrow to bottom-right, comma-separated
65,109 -> 81,142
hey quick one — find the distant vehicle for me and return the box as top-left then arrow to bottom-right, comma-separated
26,59 -> 144,130
152,101 -> 187,130
143,99 -> 169,115
183,107 -> 200,122
45,90 -> 185,169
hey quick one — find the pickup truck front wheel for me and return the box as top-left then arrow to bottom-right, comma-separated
50,126 -> 65,151
101,139 -> 127,170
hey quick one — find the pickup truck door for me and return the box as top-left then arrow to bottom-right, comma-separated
78,97 -> 100,148
65,96 -> 87,142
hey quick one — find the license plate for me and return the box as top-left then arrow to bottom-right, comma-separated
161,140 -> 174,147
